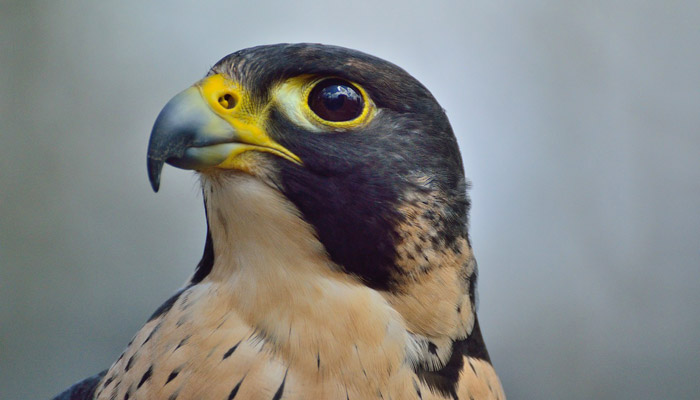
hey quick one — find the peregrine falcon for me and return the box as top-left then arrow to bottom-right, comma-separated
53,43 -> 505,400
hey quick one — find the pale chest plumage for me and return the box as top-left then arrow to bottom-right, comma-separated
93,175 -> 504,400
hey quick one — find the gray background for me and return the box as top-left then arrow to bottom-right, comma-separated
1,1 -> 698,399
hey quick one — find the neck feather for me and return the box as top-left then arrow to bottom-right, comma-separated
199,173 -> 418,388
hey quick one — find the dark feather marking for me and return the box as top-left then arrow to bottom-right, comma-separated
103,375 -> 114,388
143,321 -> 162,345
147,287 -> 189,323
227,376 -> 245,400
51,370 -> 106,400
125,354 -> 136,371
165,366 -> 182,385
168,392 -> 179,400
317,352 -> 321,370
137,366 -> 153,389
354,345 -> 369,379
111,381 -> 120,399
413,378 -> 423,399
428,341 -> 438,355
415,318 -> 491,399
468,359 -> 477,375
180,290 -> 192,310
175,335 -> 191,350
190,205 -> 215,284
223,340 -> 242,360
463,318 -> 491,362
123,385 -> 133,400
272,369 -> 288,400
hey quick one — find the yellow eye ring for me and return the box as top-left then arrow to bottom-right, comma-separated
301,77 -> 374,129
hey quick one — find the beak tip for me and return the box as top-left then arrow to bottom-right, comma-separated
147,157 -> 164,193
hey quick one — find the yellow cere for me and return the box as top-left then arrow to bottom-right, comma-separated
195,74 -> 302,168
273,75 -> 375,131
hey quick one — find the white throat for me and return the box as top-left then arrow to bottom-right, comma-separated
202,173 -> 330,283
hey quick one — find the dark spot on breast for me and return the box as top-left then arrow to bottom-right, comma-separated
142,322 -> 162,345
103,375 -> 114,388
123,385 -> 133,400
413,378 -> 423,399
317,352 -> 321,370
272,370 -> 288,400
227,376 -> 245,399
165,366 -> 181,385
468,359 -> 477,375
148,287 -> 191,322
175,335 -> 191,350
125,354 -> 136,371
137,366 -> 153,389
222,340 -> 241,360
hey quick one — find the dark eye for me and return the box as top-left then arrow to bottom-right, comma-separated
308,79 -> 364,122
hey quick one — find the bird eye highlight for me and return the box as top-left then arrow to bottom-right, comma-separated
308,79 -> 364,122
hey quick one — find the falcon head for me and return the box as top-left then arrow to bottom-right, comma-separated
147,44 -> 472,296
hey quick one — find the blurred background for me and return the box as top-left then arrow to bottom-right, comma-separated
1,1 -> 699,399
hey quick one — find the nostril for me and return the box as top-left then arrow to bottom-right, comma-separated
218,93 -> 236,110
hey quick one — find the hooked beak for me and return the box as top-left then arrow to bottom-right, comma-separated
146,74 -> 301,192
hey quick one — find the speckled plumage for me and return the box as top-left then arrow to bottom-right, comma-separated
53,44 -> 505,400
